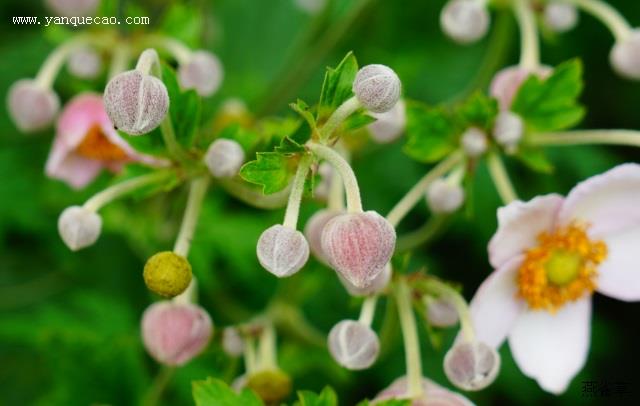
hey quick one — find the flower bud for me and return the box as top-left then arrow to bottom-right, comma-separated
339,262 -> 391,297
610,30 -> 640,80
45,0 -> 99,16
444,341 -> 500,391
321,211 -> 396,288
257,225 -> 310,277
58,206 -> 102,251
544,3 -> 578,33
353,64 -> 401,113
103,70 -> 169,135
7,79 -> 60,132
304,209 -> 341,263
460,127 -> 487,157
328,320 -> 379,370
426,179 -> 465,214
68,47 -> 102,79
490,65 -> 552,110
141,301 -> 213,366
367,100 -> 407,143
440,0 -> 490,44
222,327 -> 244,357
425,296 -> 459,328
204,138 -> 245,178
178,50 -> 224,97
143,251 -> 192,298
493,111 -> 524,151
247,370 -> 292,404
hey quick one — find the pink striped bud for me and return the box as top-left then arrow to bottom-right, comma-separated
304,209 -> 341,263
257,225 -> 309,277
7,79 -> 59,132
178,50 -> 224,97
373,376 -> 474,406
444,341 -> 500,391
328,320 -> 379,370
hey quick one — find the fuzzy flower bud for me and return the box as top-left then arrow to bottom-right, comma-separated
444,341 -> 500,391
339,263 -> 391,297
247,370 -> 292,404
425,296 -> 459,328
45,0 -> 99,16
204,138 -> 245,178
460,127 -> 487,157
610,30 -> 640,80
58,206 -> 101,251
328,320 -> 380,370
544,3 -> 578,33
7,79 -> 60,132
141,301 -> 213,366
103,70 -> 169,135
353,64 -> 401,113
143,251 -> 192,298
222,327 -> 244,357
178,50 -> 224,97
321,211 -> 396,288
440,0 -> 490,44
257,225 -> 310,277
493,111 -> 524,151
304,209 -> 341,263
367,100 -> 407,143
68,47 -> 102,79
426,179 -> 465,214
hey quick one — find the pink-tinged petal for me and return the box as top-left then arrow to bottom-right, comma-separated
46,154 -> 102,189
489,65 -> 552,110
596,228 -> 640,301
469,255 -> 526,348
57,93 -> 107,148
508,298 -> 591,394
488,194 -> 564,268
559,164 -> 640,238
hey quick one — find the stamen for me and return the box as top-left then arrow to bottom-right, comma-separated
76,124 -> 128,161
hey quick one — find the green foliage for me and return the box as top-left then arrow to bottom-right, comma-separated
192,377 -> 264,406
403,102 -> 457,163
162,64 -> 202,148
294,387 -> 338,406
160,3 -> 205,47
457,91 -> 498,129
240,152 -> 297,194
317,52 -> 359,122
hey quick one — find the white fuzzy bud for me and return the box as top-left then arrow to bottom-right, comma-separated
610,30 -> 640,80
58,206 -> 102,251
367,100 -> 407,143
257,225 -> 310,277
440,0 -> 490,44
353,64 -> 401,113
204,139 -> 245,178
103,70 -> 169,135
426,179 -> 465,214
444,341 -> 500,391
544,3 -> 578,33
425,296 -> 459,328
493,111 -> 524,151
328,320 -> 379,370
339,263 -> 391,297
68,47 -> 102,79
222,327 -> 245,357
178,50 -> 224,97
7,79 -> 60,132
460,127 -> 487,157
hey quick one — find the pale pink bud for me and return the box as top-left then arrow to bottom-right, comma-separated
493,110 -> 523,150
103,70 -> 169,135
353,64 -> 401,113
45,0 -> 99,16
222,327 -> 244,357
426,179 -> 465,214
58,206 -> 101,251
304,209 -> 341,263
7,79 -> 60,132
460,127 -> 487,157
544,3 -> 578,33
490,65 -> 552,110
321,211 -> 396,288
339,262 -> 391,296
178,50 -> 224,97
257,225 -> 310,277
425,296 -> 459,328
444,341 -> 500,391
328,320 -> 379,370
204,139 -> 245,178
373,376 -> 474,406
141,301 -> 213,366
367,100 -> 407,143
610,30 -> 640,80
440,0 -> 490,44
68,47 -> 102,79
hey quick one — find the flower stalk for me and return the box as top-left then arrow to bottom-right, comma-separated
513,0 -> 540,71
560,0 -> 631,41
487,152 -> 518,204
83,170 -> 172,212
318,96 -> 362,141
395,278 -> 424,399
531,130 -> 640,148
358,296 -> 378,327
283,155 -> 313,229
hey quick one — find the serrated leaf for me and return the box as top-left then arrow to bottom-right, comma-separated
403,103 -> 457,163
317,52 -> 358,122
276,137 -> 306,154
294,386 -> 338,406
240,152 -> 294,194
192,377 -> 263,406
290,99 -> 317,130
516,147 -> 555,174
457,91 -> 498,130
511,59 -> 585,132
343,110 -> 376,132
162,64 -> 201,148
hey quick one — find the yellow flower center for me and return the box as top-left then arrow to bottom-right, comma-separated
517,223 -> 607,312
76,124 -> 129,161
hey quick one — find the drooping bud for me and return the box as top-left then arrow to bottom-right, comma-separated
68,47 -> 102,79
45,0 -> 99,16
353,64 -> 401,113
460,127 -> 487,157
257,225 -> 310,277
493,111 -> 524,151
490,65 -> 552,110
58,206 -> 102,251
610,30 -> 640,80
425,296 -> 459,328
426,179 -> 465,214
440,0 -> 490,44
141,301 -> 213,366
321,211 -> 396,288
222,327 -> 245,357
103,70 -> 169,135
367,100 -> 407,143
178,50 -> 224,97
143,251 -> 192,298
339,263 -> 391,297
444,341 -> 500,391
304,209 -> 341,263
204,138 -> 245,178
544,3 -> 578,33
7,79 -> 60,132
328,320 -> 380,370
246,370 -> 292,405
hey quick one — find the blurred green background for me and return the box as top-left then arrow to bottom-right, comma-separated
1,0 -> 640,404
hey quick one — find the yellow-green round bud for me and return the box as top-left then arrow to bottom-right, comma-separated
246,369 -> 292,405
143,251 -> 192,297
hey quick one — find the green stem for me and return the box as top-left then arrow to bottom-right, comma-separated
83,170 -> 172,212
257,324 -> 278,371
358,296 -> 378,327
486,152 -> 518,204
530,129 -> 640,148
318,96 -> 362,141
141,367 -> 174,406
35,35 -> 92,88
283,155 -> 313,229
395,278 -> 423,399
513,0 -> 540,71
173,176 -> 210,257
420,279 -> 475,342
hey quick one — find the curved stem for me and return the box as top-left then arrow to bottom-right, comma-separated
395,278 -> 423,399
141,367 -> 175,406
173,176 -> 210,257
486,152 -> 518,204
560,0 -> 631,42
283,155 -> 313,229
244,337 -> 258,374
386,152 -> 464,228
422,279 -> 475,342
327,144 -> 348,211
147,35 -> 192,65
358,296 -> 378,327
513,0 -> 540,71
530,129 -> 640,148
318,96 -> 362,141
135,48 -> 162,75
83,171 -> 172,212
35,36 -> 90,89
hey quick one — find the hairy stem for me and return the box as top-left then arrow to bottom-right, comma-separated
283,155 -> 313,229
358,296 -> 378,327
513,0 -> 540,71
530,129 -> 640,148
486,152 -> 518,204
422,279 -> 475,342
141,367 -> 174,406
83,170 -> 172,212
173,176 -> 210,257
395,278 -> 423,399
318,96 -> 362,141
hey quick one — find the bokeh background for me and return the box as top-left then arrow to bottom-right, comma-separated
1,0 -> 640,404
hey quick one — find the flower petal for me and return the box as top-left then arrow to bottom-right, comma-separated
488,194 -> 564,268
559,163 -> 640,238
508,298 -> 591,394
469,255 -> 526,348
597,228 -> 640,301
47,154 -> 103,189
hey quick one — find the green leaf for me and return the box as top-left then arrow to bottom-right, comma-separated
192,377 -> 263,406
240,152 -> 295,194
160,3 -> 204,47
457,91 -> 498,130
317,52 -> 358,122
511,59 -> 585,132
290,99 -> 317,131
294,387 -> 338,406
403,102 -> 457,163
120,128 -> 168,157
162,64 -> 202,148
516,147 -> 555,174
344,110 -> 376,132
276,137 -> 306,154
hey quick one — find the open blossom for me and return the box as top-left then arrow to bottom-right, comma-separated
469,164 -> 640,394
490,65 -> 551,110
373,376 -> 473,406
45,93 -> 164,189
